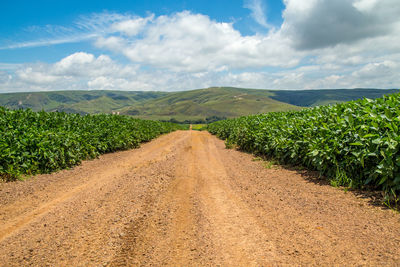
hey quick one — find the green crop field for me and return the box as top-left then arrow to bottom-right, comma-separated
208,93 -> 400,203
0,107 -> 185,181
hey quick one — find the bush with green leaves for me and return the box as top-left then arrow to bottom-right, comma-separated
208,93 -> 400,199
0,107 -> 184,180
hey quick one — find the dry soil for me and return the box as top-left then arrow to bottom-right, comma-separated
1,130 -> 399,266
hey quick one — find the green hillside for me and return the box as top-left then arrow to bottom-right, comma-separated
0,91 -> 167,115
121,87 -> 301,121
270,88 -> 400,107
0,87 -> 397,121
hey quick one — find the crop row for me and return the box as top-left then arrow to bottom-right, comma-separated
208,93 -> 400,199
0,107 -> 185,180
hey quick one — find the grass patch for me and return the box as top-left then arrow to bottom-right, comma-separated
191,124 -> 207,131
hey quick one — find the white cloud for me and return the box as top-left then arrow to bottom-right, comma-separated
0,63 -> 22,70
54,52 -> 95,74
16,67 -> 60,85
0,52 -> 140,92
273,72 -> 305,89
0,34 -> 98,50
352,61 -> 398,79
95,11 -> 299,72
0,12 -> 145,50
95,36 -> 126,51
110,15 -> 153,36
244,0 -> 271,29
353,0 -> 379,13
1,0 -> 400,93
87,76 -> 115,89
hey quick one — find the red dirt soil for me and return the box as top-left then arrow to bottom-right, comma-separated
0,130 -> 399,266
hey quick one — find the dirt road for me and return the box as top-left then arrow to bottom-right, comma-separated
1,130 -> 399,266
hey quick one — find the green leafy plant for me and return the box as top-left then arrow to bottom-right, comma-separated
208,92 -> 400,200
0,107 -> 184,181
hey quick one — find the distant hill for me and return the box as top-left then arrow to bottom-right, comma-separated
0,90 -> 167,115
0,87 -> 398,121
269,88 -> 400,107
120,87 -> 301,121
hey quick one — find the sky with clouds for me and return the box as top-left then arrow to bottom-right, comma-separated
0,0 -> 399,92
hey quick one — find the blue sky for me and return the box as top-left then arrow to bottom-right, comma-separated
0,0 -> 284,63
0,0 -> 285,34
0,0 -> 399,92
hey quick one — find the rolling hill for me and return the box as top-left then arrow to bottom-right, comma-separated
0,87 -> 398,121
0,90 -> 167,115
120,87 -> 301,121
269,88 -> 400,107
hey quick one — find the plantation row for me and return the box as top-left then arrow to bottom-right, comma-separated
0,107 -> 185,180
208,93 -> 400,199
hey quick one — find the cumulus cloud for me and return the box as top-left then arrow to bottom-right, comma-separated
0,52 -> 140,92
352,61 -> 398,80
16,67 -> 60,85
51,52 -> 135,78
282,0 -> 400,50
95,11 -> 299,72
1,0 -> 400,93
